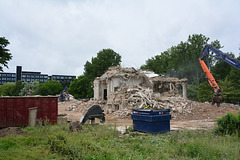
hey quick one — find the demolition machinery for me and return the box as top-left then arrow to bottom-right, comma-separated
199,45 -> 240,106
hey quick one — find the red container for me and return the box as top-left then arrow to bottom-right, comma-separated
0,96 -> 58,128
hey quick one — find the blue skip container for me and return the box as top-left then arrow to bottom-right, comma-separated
131,109 -> 171,134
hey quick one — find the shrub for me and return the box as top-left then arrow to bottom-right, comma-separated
214,112 -> 239,136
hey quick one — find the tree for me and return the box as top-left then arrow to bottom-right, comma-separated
211,53 -> 235,81
39,80 -> 63,96
69,75 -> 90,99
12,80 -> 24,96
140,51 -> 170,74
83,49 -> 121,98
197,81 -> 213,102
19,81 -> 41,96
187,80 -> 199,101
19,82 -> 30,96
167,34 -> 222,83
141,34 -> 222,84
219,57 -> 240,103
0,82 -> 15,96
0,37 -> 12,71
84,49 -> 122,81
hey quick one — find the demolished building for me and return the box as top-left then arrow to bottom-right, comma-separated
93,66 -> 188,113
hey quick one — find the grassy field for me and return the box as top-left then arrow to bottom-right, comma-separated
0,123 -> 239,160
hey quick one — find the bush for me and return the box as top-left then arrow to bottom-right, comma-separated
214,112 -> 240,136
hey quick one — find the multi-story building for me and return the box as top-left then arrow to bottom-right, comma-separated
0,72 -> 16,84
0,66 -> 76,85
50,75 -> 76,83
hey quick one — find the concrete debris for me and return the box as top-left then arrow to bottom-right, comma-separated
91,66 -> 189,118
58,66 -> 240,121
105,84 -> 197,118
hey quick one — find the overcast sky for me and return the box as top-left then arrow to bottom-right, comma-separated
0,0 -> 239,76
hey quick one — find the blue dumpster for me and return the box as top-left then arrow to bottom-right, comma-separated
131,109 -> 171,134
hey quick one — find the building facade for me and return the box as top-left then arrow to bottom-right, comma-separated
0,66 -> 76,85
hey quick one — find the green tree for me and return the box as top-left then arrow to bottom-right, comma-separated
19,82 -> 30,96
219,58 -> 240,103
168,34 -> 221,83
141,51 -> 170,74
12,80 -> 24,96
219,79 -> 240,103
31,81 -> 40,95
19,81 -> 41,96
197,81 -> 213,102
69,75 -> 90,99
83,49 -> 121,98
39,80 -> 63,96
0,37 -> 12,71
141,34 -> 222,84
187,80 -> 199,101
0,82 -> 15,96
84,49 -> 122,81
211,53 -> 235,81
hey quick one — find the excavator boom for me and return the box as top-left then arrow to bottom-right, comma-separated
199,58 -> 220,92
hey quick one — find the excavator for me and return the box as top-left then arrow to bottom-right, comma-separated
199,45 -> 240,106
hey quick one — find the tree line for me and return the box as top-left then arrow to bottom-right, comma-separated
141,34 -> 240,103
0,35 -> 239,103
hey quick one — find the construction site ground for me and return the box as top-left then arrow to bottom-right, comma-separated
58,99 -> 239,131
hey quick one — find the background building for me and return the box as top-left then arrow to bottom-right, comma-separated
0,66 -> 76,85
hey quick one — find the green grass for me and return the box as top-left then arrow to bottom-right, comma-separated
0,124 -> 239,160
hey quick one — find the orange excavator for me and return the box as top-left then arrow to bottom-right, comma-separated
199,45 -> 240,106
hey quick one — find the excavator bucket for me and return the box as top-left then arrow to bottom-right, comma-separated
212,91 -> 223,107
80,105 -> 105,124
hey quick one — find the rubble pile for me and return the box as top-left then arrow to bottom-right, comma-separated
105,85 -> 196,118
59,66 -> 239,121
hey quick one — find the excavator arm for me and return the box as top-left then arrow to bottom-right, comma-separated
199,58 -> 220,92
199,58 -> 222,106
199,45 -> 240,106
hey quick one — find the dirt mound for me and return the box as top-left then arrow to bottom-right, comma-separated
0,127 -> 25,137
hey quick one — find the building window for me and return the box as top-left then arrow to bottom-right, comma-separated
31,75 -> 35,78
69,77 -> 72,79
12,74 -> 16,77
22,75 -> 26,78
27,79 -> 30,81
44,76 -> 48,79
2,78 -> 6,80
57,76 -> 60,79
36,75 -> 39,78
27,75 -> 30,78
61,76 -> 65,79
7,74 -> 11,77
52,76 -> 56,79
2,74 -> 6,76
